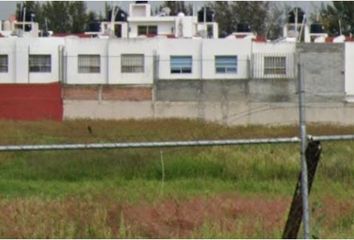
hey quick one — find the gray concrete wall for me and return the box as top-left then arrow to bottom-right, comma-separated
297,43 -> 345,102
155,79 -> 297,103
64,100 -> 354,126
64,43 -> 349,125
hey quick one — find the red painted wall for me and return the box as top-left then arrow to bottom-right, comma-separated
0,83 -> 63,121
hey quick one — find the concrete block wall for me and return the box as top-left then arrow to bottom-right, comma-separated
297,43 -> 345,102
155,79 -> 297,103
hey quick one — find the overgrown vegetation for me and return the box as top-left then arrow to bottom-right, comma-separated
0,119 -> 352,238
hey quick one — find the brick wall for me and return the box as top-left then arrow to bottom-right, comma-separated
62,85 -> 152,101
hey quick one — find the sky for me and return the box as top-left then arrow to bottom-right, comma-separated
0,1 -> 327,20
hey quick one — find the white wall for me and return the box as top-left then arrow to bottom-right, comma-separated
26,37 -> 64,83
202,39 -> 252,79
0,37 -> 64,84
0,38 -> 15,83
65,37 -> 108,84
252,42 -> 296,79
157,39 -> 201,80
108,38 -> 157,84
345,42 -> 354,100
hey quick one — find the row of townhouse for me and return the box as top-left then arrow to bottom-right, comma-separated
0,37 -> 296,84
2,36 -> 354,101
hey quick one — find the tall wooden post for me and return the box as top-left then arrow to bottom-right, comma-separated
282,140 -> 322,239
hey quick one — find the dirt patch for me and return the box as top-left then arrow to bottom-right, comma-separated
0,194 -> 352,238
111,194 -> 290,238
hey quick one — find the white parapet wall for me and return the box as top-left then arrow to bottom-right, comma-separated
345,42 -> 354,102
252,41 -> 296,79
0,37 -> 64,84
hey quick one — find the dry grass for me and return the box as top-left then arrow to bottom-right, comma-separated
0,118 -> 354,145
0,194 -> 352,238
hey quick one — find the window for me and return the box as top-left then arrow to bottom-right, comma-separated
264,56 -> 286,75
0,55 -> 8,72
78,55 -> 100,73
29,55 -> 51,73
215,56 -> 237,74
121,54 -> 144,73
114,24 -> 122,38
170,56 -> 192,74
138,25 -> 158,36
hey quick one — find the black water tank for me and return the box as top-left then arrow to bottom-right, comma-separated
198,7 -> 214,22
310,23 -> 325,33
136,1 -> 148,4
107,9 -> 128,22
288,7 -> 305,23
17,10 -> 35,22
237,23 -> 251,32
87,21 -> 101,32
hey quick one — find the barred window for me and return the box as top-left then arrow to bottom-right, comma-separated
264,56 -> 286,75
78,55 -> 100,73
138,25 -> 158,36
215,56 -> 237,74
121,54 -> 144,73
0,55 -> 8,72
29,55 -> 51,73
170,56 -> 192,74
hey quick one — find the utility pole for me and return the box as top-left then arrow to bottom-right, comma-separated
298,63 -> 310,239
282,63 -> 311,239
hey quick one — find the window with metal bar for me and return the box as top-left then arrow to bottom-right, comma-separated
138,25 -> 158,36
170,56 -> 192,74
78,55 -> 100,73
215,56 -> 237,74
29,55 -> 51,73
264,56 -> 286,75
121,54 -> 144,73
0,55 -> 8,72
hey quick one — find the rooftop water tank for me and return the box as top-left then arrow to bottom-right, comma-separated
237,23 -> 251,32
310,23 -> 325,33
198,7 -> 214,22
107,9 -> 128,22
135,1 -> 148,4
17,10 -> 36,22
288,7 -> 305,24
87,21 -> 101,32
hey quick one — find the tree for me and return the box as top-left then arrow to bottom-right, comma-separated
16,1 -> 43,27
317,1 -> 354,36
209,1 -> 286,39
265,3 -> 288,40
208,2 -> 235,37
16,1 -> 90,33
159,1 -> 193,16
69,1 -> 88,33
42,1 -> 71,33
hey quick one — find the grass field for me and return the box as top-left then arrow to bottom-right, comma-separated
0,119 -> 353,238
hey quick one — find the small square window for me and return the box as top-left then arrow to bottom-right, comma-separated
29,55 -> 51,73
170,56 -> 192,74
121,54 -> 144,73
264,56 -> 286,75
0,55 -> 8,72
215,56 -> 237,74
78,55 -> 100,73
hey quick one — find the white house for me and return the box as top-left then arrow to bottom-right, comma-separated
252,42 -> 296,79
127,2 -> 218,39
0,36 -> 299,85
